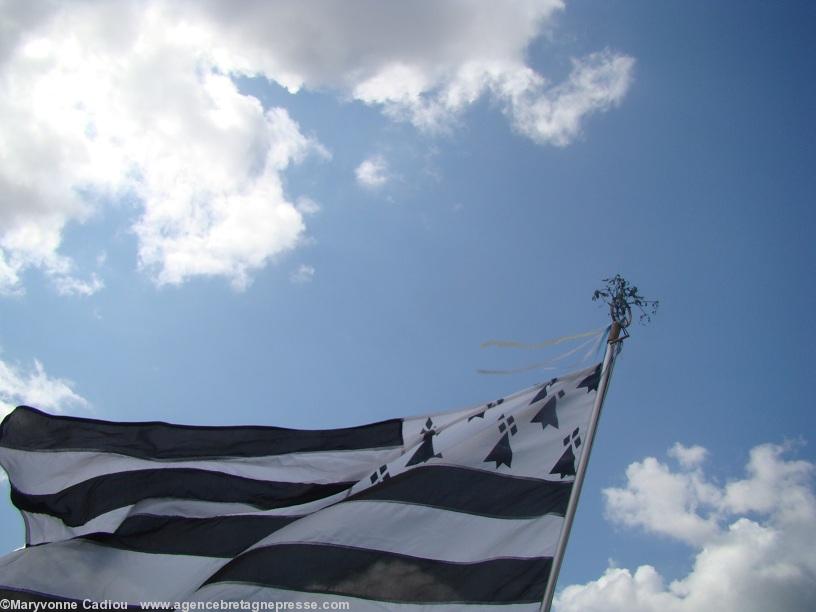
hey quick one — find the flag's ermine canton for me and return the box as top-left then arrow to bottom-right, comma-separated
0,363 -> 601,609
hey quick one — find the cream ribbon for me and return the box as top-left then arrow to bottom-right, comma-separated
477,326 -> 608,375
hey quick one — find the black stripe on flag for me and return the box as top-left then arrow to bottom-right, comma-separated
11,469 -> 351,527
80,514 -> 300,557
0,406 -> 403,459
203,543 -> 553,604
352,465 -> 573,518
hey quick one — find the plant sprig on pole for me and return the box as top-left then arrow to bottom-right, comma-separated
592,274 -> 659,328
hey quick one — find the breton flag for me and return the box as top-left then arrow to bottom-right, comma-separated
0,362 -> 604,608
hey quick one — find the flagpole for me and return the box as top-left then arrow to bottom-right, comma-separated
540,320 -> 623,612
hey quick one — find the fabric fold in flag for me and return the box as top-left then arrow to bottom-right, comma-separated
0,363 -> 603,608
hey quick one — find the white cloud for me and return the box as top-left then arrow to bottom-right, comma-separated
295,196 -> 321,216
555,443 -> 816,612
505,50 -> 635,146
0,1 -> 325,293
350,51 -> 634,141
668,442 -> 709,468
52,273 -> 104,297
355,156 -> 390,189
290,263 -> 315,284
603,454 -> 722,546
0,353 -> 88,420
133,103 -> 322,290
0,0 -> 634,294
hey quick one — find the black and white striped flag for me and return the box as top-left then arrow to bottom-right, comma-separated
0,363 -> 603,608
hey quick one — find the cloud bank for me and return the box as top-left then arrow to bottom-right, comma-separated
554,443 -> 816,612
0,0 -> 634,294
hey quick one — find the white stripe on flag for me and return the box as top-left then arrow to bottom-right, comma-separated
233,499 -> 566,562
0,540 -> 226,601
0,447 -> 401,495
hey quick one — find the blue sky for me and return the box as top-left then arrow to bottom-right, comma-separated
1,1 -> 814,609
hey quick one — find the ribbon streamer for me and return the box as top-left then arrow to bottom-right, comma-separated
480,327 -> 606,350
477,332 -> 605,376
